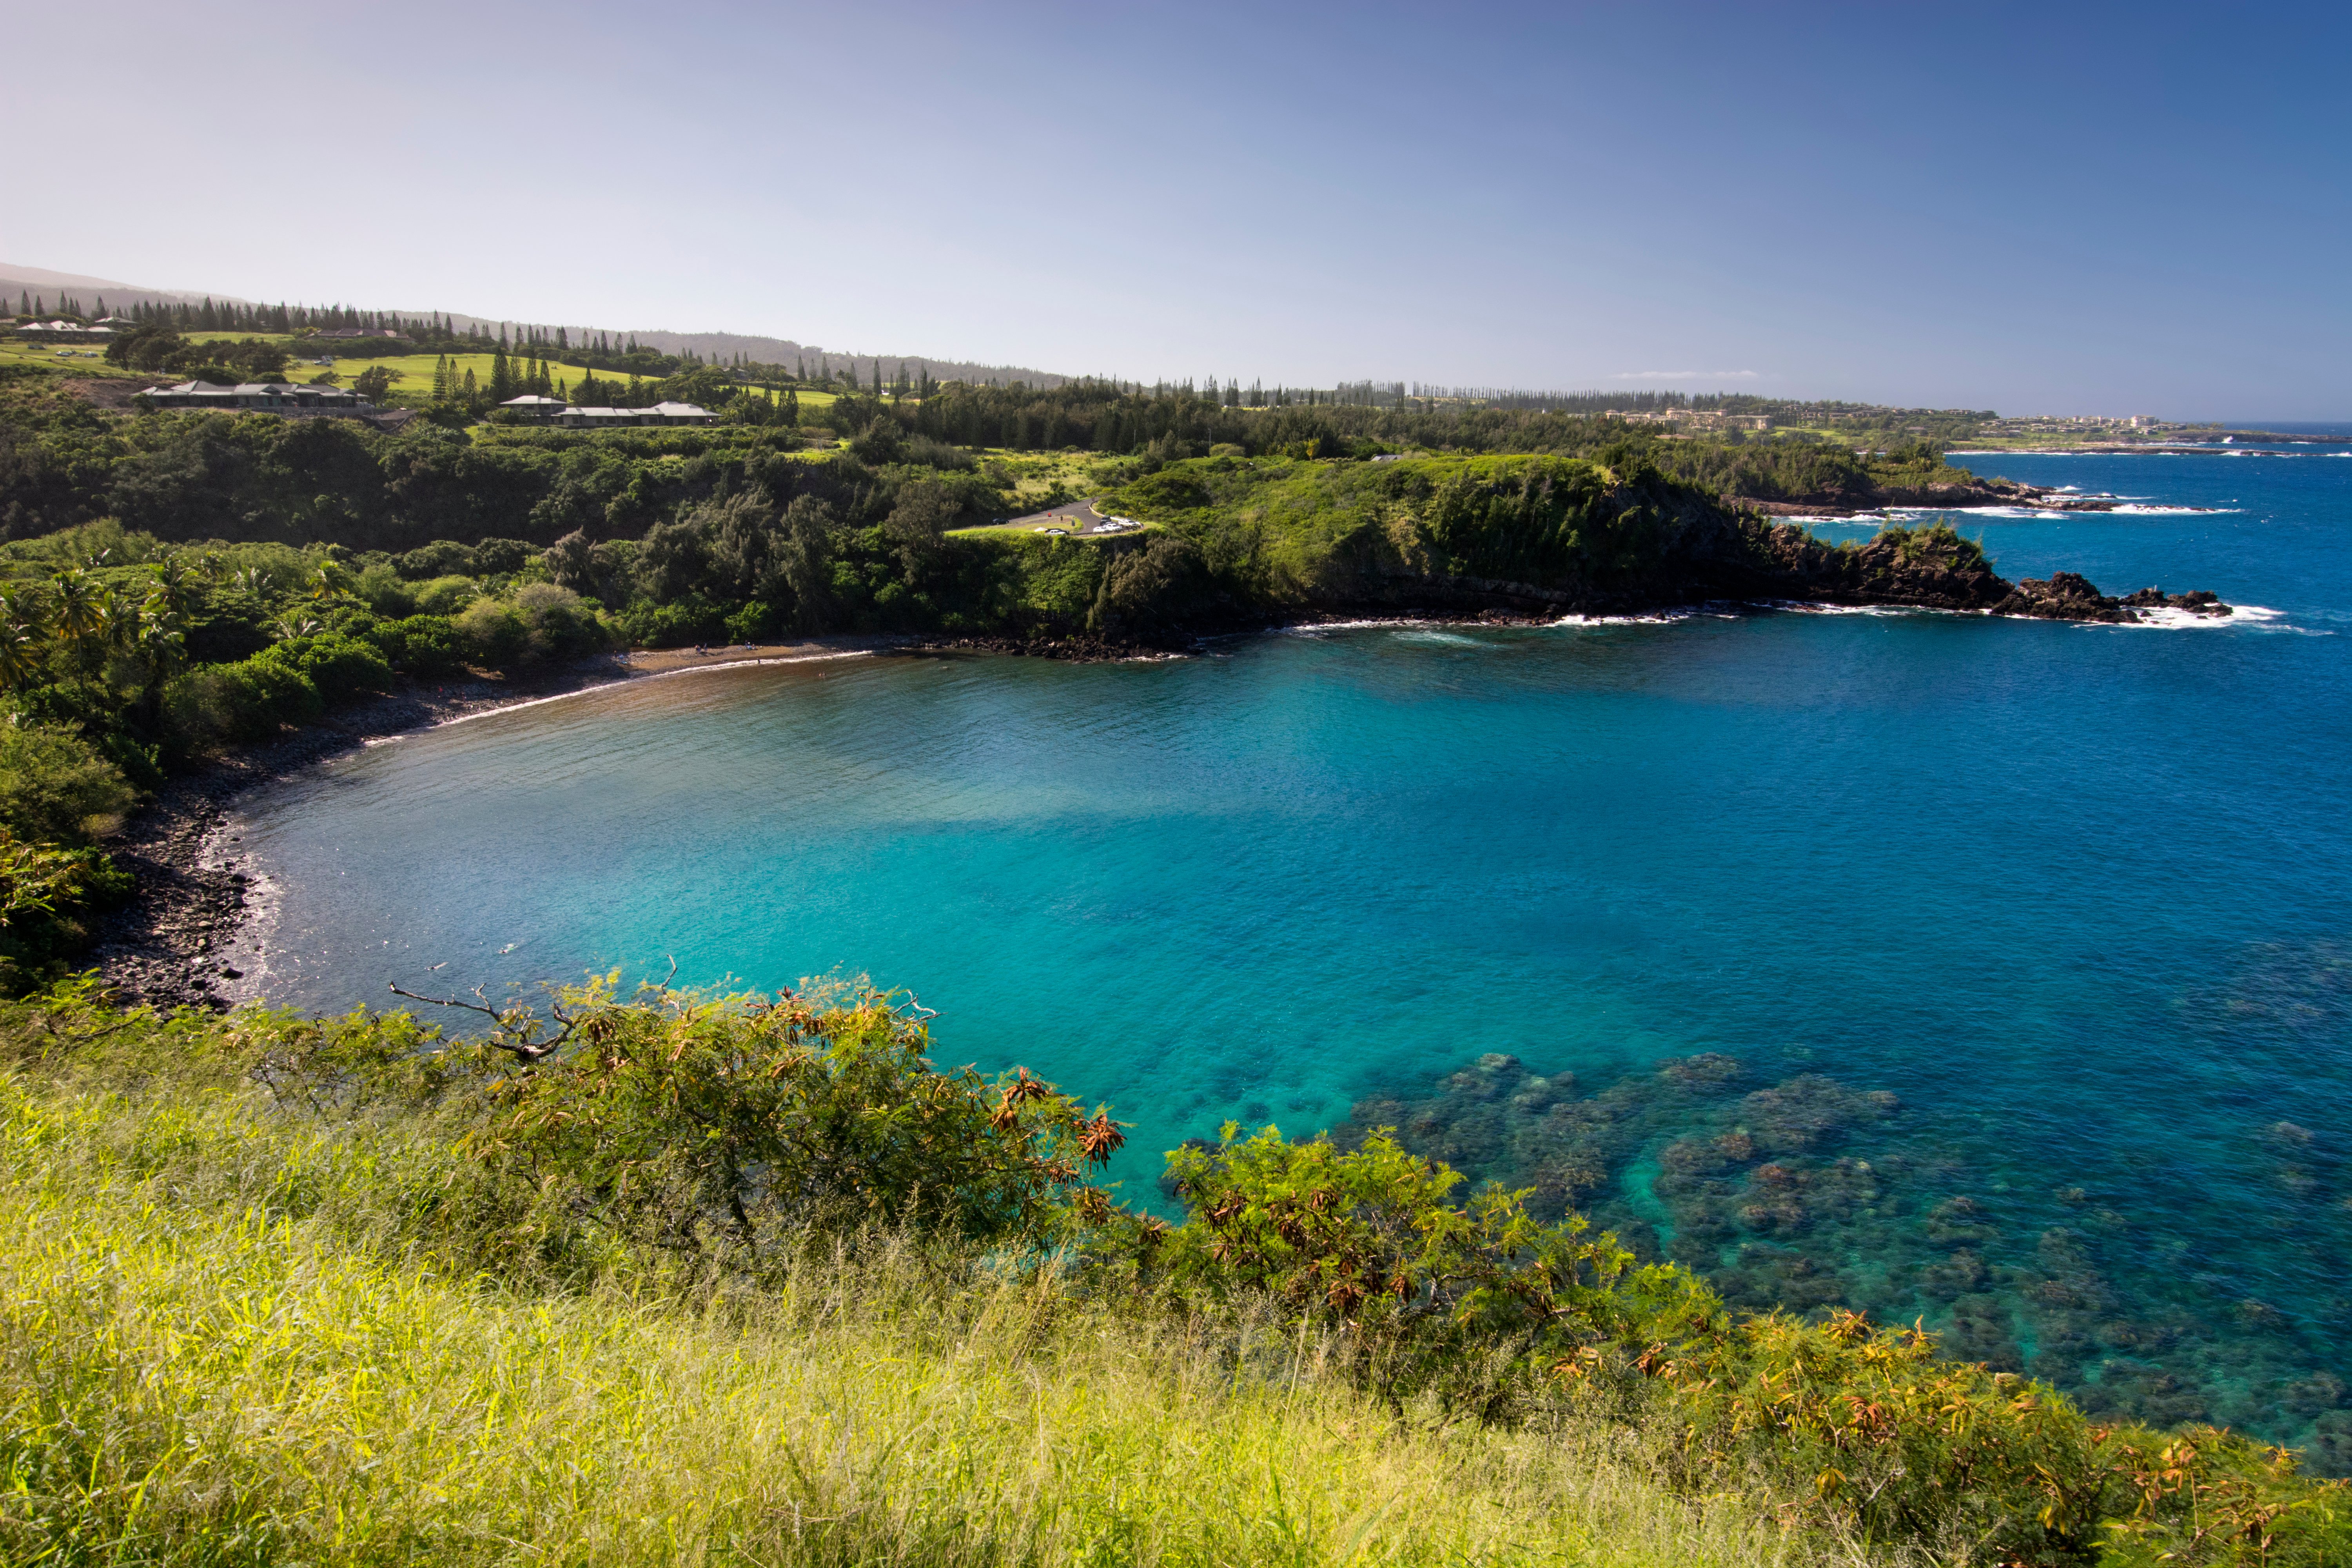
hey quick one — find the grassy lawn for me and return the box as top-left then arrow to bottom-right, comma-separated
963,448 -> 1125,515
0,338 -> 132,375
166,332 -> 845,410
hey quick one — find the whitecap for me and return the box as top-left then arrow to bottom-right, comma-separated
1760,600 -> 1967,618
1549,606 -> 1736,626
2109,604 -> 2288,632
1281,617 -> 1445,635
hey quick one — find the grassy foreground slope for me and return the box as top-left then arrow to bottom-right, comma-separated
0,987 -> 1820,1568
2,978 -> 2344,1566
0,1128 -> 1775,1566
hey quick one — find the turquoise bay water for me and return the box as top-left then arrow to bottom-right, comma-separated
238,444 -> 2352,1455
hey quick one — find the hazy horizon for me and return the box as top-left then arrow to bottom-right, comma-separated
4,1 -> 2345,419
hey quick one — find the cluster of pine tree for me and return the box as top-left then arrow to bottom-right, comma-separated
11,293 -> 109,322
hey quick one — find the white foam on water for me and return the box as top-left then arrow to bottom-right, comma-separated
1761,600 -> 1963,618
1281,617 -> 1445,635
2108,603 -> 2288,632
2108,504 -> 2238,515
1549,606 -> 1735,627
1393,629 -> 1490,647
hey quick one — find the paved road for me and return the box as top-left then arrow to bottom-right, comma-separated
991,500 -> 1143,536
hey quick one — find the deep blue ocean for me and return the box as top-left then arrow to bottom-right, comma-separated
233,440 -> 2352,1458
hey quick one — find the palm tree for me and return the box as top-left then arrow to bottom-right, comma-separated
0,589 -> 47,692
307,563 -> 356,606
48,570 -> 111,674
147,556 -> 197,619
134,596 -> 190,730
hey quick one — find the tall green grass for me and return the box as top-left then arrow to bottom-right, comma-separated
0,1047 -> 1855,1567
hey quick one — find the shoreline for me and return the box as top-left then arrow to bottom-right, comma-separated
91,564 -> 2246,1012
90,636 -> 909,1011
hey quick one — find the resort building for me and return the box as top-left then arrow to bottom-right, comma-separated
1603,408 -> 1771,432
496,396 -> 716,428
135,381 -> 377,416
13,319 -> 120,343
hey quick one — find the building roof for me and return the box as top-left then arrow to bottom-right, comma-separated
142,380 -> 371,402
500,395 -> 568,407
558,403 -> 714,420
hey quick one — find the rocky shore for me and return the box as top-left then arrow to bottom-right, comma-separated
1726,519 -> 2234,622
89,666 -> 626,1011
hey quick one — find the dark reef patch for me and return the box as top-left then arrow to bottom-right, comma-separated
1332,968 -> 2352,1470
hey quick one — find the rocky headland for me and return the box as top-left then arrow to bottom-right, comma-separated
1731,475 -> 2171,517
1727,519 -> 2233,622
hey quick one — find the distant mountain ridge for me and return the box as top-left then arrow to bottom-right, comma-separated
0,263 -> 1075,388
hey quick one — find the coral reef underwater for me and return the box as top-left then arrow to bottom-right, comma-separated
1332,941 -> 2352,1470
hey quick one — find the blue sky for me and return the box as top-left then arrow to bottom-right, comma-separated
4,1 -> 2345,417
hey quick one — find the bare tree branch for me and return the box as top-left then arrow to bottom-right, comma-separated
387,980 -> 580,1061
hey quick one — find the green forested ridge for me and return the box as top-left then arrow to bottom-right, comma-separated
0,976 -> 2342,1565
2,354 -> 1993,546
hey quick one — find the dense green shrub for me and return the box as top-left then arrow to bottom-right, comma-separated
408,573 -> 481,616
258,633 -> 392,704
161,655 -> 320,749
350,561 -> 416,617
256,975 -> 1128,1273
395,540 -> 478,579
0,722 -> 135,844
0,832 -> 129,992
511,581 -> 606,659
452,596 -> 528,667
365,613 -> 465,677
618,594 -> 728,648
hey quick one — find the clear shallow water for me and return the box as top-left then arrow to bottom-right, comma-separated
237,446 -> 2352,1458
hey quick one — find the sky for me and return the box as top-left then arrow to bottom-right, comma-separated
4,1 -> 2347,417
